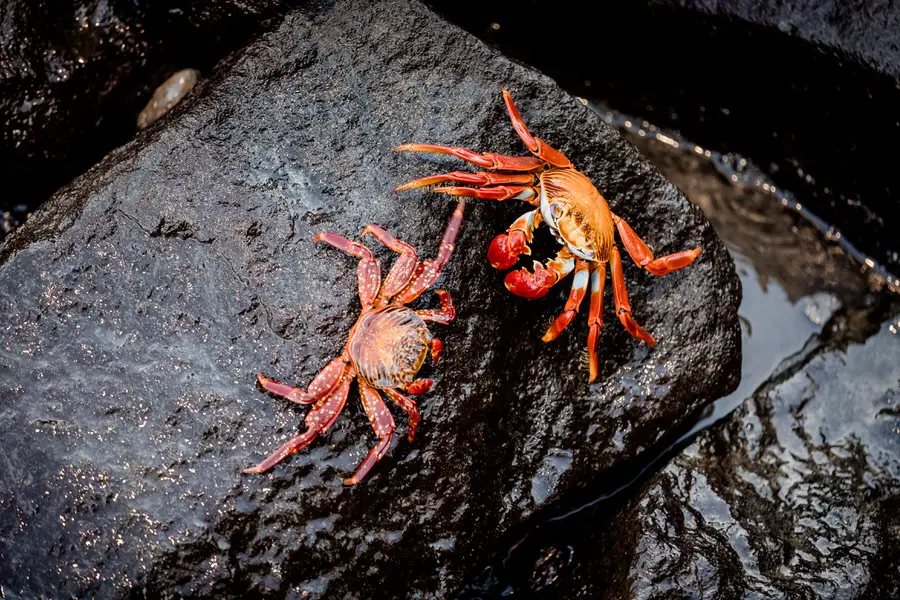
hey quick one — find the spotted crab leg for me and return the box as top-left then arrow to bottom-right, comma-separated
257,356 -> 348,405
488,209 -> 543,270
503,247 -> 576,300
587,263 -> 606,383
501,88 -> 572,169
394,143 -> 545,172
314,232 -> 381,308
345,382 -> 396,485
610,247 -> 656,346
542,259 -> 590,342
396,200 -> 465,304
612,213 -> 702,276
384,388 -> 420,442
361,224 -> 419,302
431,185 -> 538,203
429,338 -> 443,364
415,289 -> 455,325
243,371 -> 353,474
396,171 -> 537,192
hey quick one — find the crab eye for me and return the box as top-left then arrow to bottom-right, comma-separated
582,248 -> 595,259
549,203 -> 565,219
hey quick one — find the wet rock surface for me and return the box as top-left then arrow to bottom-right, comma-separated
560,309 -> 900,599
0,0 -> 283,235
0,0 -> 740,597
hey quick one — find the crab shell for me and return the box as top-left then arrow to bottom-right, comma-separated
539,168 -> 615,264
347,306 -> 433,390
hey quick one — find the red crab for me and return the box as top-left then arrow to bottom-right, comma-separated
395,89 -> 701,383
243,200 -> 465,484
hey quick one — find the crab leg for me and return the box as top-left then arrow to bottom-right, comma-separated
503,248 -> 576,300
610,247 -> 656,346
501,88 -> 572,169
405,379 -> 433,395
396,200 -> 465,304
243,374 -> 353,474
315,232 -> 382,308
430,338 -> 443,364
396,171 -> 536,191
542,259 -> 590,342
612,213 -> 702,276
361,224 -> 418,300
257,356 -> 349,405
587,263 -> 606,383
416,289 -> 455,325
431,185 -> 538,203
345,382 -> 396,485
384,388 -> 420,442
488,209 -> 543,270
394,143 -> 544,172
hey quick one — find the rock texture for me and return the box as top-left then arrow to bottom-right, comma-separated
0,0 -> 740,597
0,0 -> 283,231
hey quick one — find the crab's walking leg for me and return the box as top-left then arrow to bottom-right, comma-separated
587,263 -> 606,383
501,88 -> 572,169
542,259 -> 590,342
257,356 -> 348,405
430,338 -> 444,364
384,388 -> 420,442
396,171 -> 536,192
406,379 -> 434,396
394,143 -> 544,172
610,247 -> 656,346
504,248 -> 576,300
361,225 -> 418,300
243,375 -> 353,474
315,232 -> 382,307
345,382 -> 396,485
488,209 -> 543,270
396,201 -> 465,304
431,185 -> 538,203
612,213 -> 702,276
416,290 -> 455,325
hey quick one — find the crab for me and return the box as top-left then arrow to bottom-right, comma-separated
395,89 -> 701,383
243,200 -> 465,484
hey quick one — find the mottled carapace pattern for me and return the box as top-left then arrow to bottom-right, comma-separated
349,307 -> 433,389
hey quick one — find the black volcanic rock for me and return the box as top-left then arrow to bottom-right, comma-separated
0,0 -> 740,597
0,0 -> 283,235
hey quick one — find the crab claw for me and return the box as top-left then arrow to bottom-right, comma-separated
488,231 -> 530,270
504,261 -> 558,299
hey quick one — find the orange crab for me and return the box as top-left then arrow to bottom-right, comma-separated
243,200 -> 465,484
396,89 -> 700,383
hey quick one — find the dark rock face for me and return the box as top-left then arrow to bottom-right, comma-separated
553,312 -> 900,599
0,0 -> 283,232
659,0 -> 900,79
0,0 -> 740,597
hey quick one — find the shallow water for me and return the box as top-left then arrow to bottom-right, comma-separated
455,108 -> 891,598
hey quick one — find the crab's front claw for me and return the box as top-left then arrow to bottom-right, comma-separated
488,230 -> 530,270
504,261 -> 558,299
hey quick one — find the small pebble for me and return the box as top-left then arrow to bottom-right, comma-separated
137,68 -> 200,129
